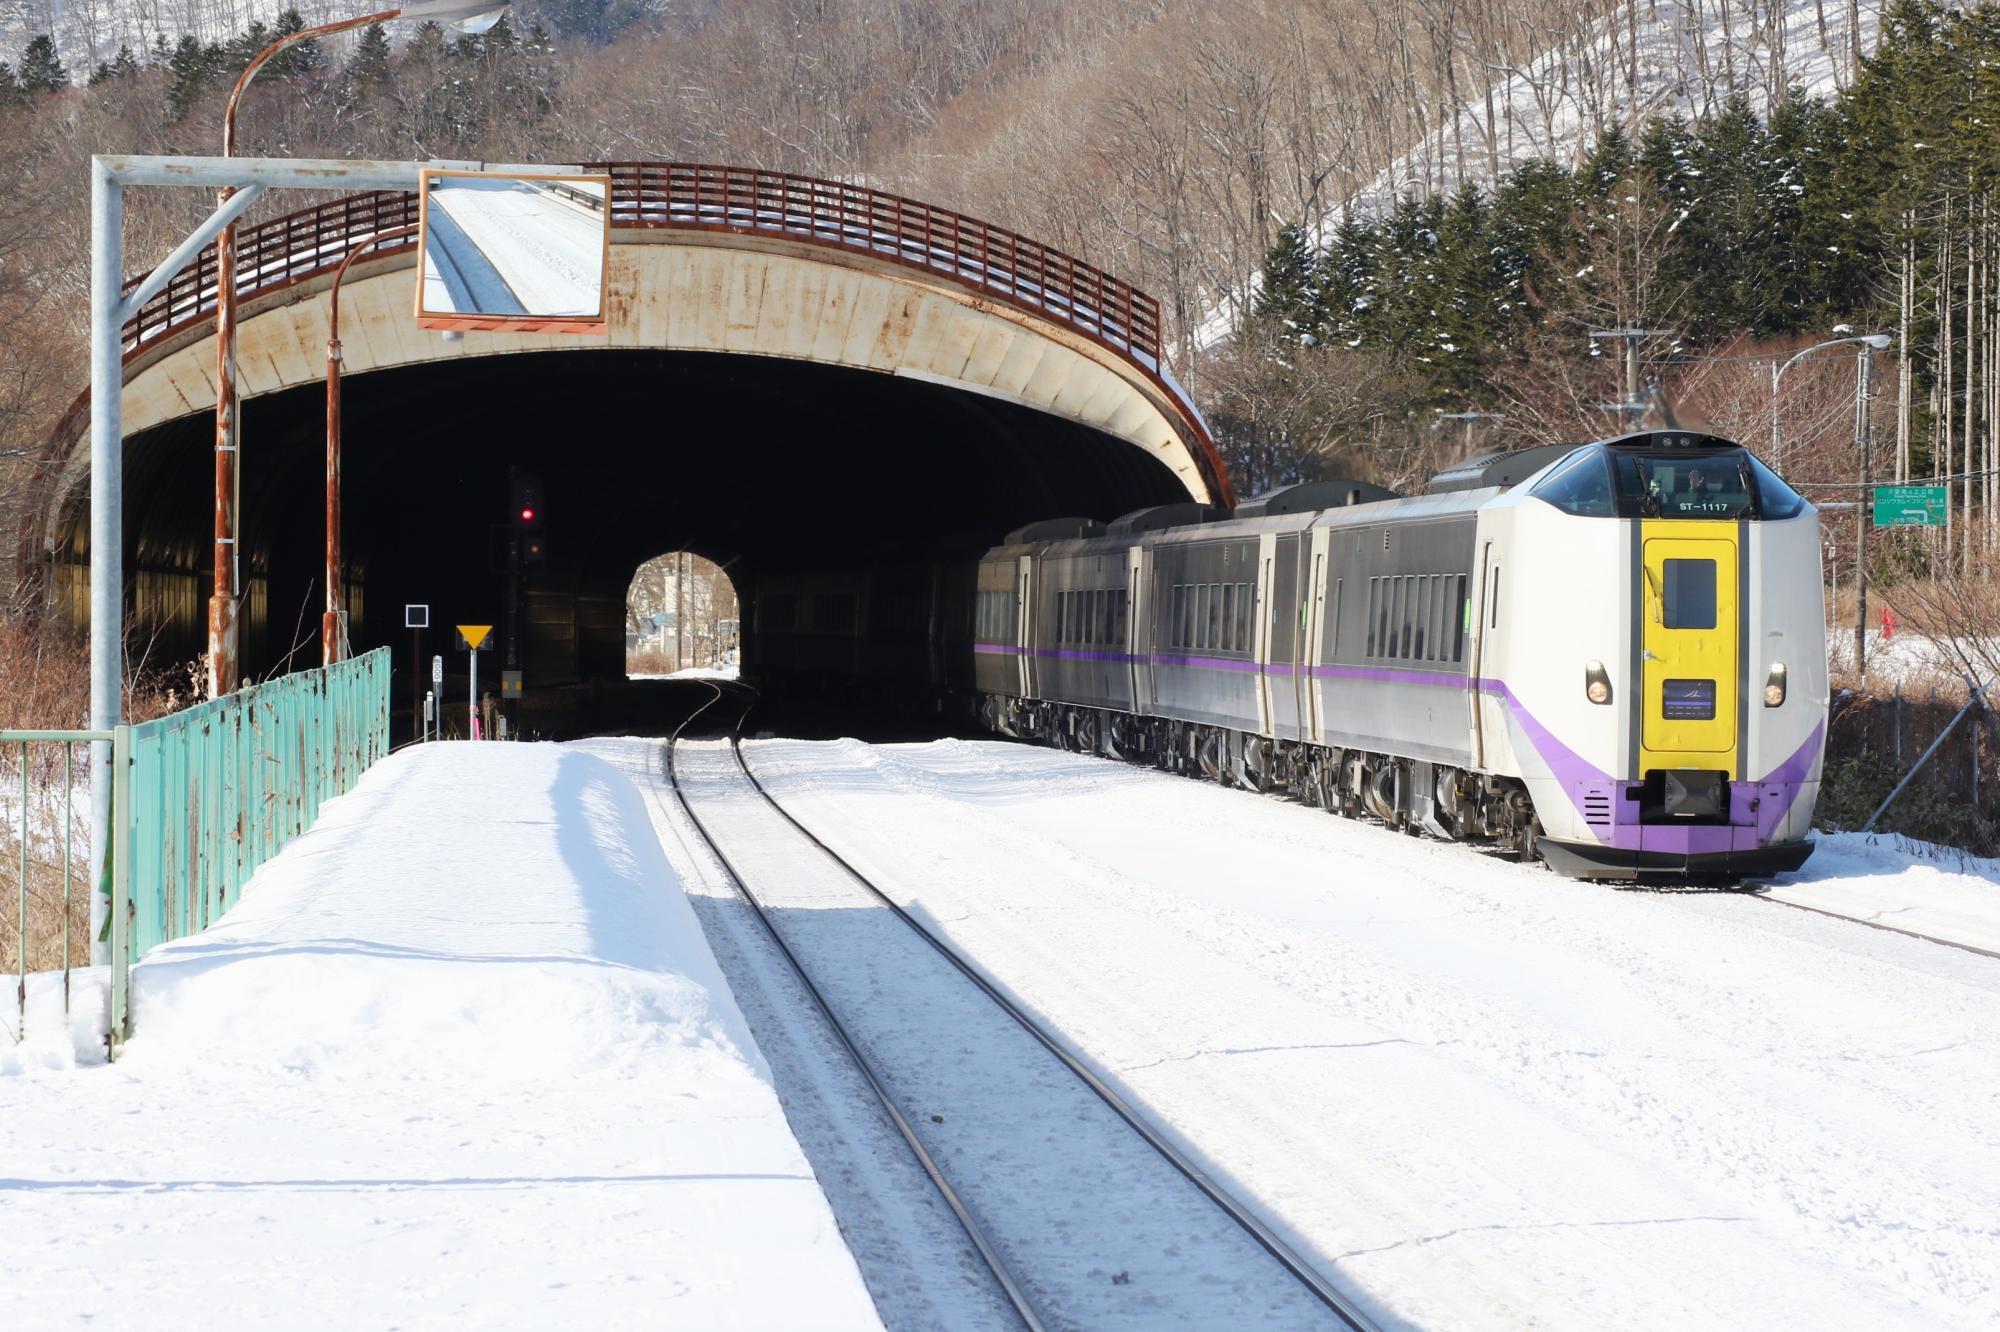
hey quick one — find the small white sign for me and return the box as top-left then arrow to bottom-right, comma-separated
405,604 -> 431,628
432,654 -> 444,685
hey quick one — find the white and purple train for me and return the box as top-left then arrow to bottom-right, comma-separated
969,430 -> 1828,881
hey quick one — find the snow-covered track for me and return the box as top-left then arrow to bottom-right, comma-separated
668,682 -> 1380,1331
1747,889 -> 2000,962
664,686 -> 1046,1332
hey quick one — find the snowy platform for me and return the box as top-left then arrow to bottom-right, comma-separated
0,742 -> 880,1330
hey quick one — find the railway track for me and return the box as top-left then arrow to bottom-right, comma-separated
1746,888 -> 2000,961
665,681 -> 1381,1332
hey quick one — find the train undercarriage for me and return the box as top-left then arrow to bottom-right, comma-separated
980,694 -> 1547,864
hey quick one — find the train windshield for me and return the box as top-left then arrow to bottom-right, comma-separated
1531,446 -> 1807,520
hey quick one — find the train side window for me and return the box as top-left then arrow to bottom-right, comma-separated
1490,566 -> 1501,628
1399,577 -> 1413,659
1182,583 -> 1196,648
1222,585 -> 1238,652
1236,582 -> 1252,653
1663,559 -> 1717,629
1208,583 -> 1224,652
1435,575 -> 1448,661
1169,584 -> 1184,648
1414,576 -> 1431,661
1365,578 -> 1378,656
1115,589 -> 1129,643
1384,579 -> 1400,659
1100,589 -> 1114,644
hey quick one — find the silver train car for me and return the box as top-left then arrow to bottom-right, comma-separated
973,430 -> 1829,880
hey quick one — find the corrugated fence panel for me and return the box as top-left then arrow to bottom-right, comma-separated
125,648 -> 391,958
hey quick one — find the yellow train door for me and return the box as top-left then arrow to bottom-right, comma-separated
1639,521 -> 1739,779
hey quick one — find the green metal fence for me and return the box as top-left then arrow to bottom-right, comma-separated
4,647 -> 391,1055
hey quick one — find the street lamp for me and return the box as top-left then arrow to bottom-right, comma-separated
322,224 -> 417,666
208,0 -> 509,697
1769,332 -> 1891,478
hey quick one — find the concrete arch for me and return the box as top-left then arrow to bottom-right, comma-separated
103,227 -> 1222,506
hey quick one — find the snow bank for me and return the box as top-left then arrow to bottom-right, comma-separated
0,742 -> 881,1330
0,967 -> 109,1073
1766,830 -> 2000,953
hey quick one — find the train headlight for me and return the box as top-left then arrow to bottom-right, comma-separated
1764,662 -> 1788,708
1584,660 -> 1613,705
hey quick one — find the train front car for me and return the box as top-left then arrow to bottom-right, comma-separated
1485,430 -> 1827,881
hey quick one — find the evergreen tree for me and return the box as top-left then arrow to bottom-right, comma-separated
166,35 -> 211,122
1254,223 -> 1317,342
404,20 -> 448,66
347,22 -> 392,86
0,62 -> 22,110
89,45 -> 140,86
1314,218 -> 1378,348
18,34 -> 67,93
267,10 -> 326,79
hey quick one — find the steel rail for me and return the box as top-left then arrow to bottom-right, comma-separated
663,683 -> 1049,1332
1747,890 -> 2000,962
713,686 -> 1381,1332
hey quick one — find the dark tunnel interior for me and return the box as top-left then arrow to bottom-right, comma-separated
85,348 -> 1192,738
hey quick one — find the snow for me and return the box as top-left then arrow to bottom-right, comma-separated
627,663 -> 742,682
0,741 -> 881,1331
1765,831 -> 2000,954
623,737 -> 1349,1329
1195,0 -> 1904,347
704,735 -> 2000,1330
12,727 -> 1999,1328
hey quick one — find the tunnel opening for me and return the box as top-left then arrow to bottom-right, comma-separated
70,347 -> 1193,739
625,552 -> 740,679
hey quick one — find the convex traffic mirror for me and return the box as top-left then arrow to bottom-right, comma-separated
415,169 -> 611,333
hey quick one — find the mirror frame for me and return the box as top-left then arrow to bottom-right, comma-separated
414,168 -> 613,334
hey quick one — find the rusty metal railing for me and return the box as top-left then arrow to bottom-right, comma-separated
594,162 -> 1163,361
120,163 -> 1164,367
121,190 -> 421,350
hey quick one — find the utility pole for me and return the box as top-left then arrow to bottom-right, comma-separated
1589,329 -> 1675,430
1855,341 -> 1876,681
675,553 -> 686,671
1434,409 -> 1506,455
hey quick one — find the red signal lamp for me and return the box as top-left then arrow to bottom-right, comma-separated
519,506 -> 536,522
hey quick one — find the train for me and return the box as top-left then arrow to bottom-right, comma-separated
754,429 -> 1829,881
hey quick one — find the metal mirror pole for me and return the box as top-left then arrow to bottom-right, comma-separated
88,159 -> 123,959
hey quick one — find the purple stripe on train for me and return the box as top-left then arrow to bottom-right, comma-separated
970,640 -> 1822,851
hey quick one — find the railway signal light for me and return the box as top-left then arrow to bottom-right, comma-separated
510,471 -> 544,530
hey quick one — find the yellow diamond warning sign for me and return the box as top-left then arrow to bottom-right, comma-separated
457,624 -> 492,650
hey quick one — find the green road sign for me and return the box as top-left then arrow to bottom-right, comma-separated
1873,484 -> 1948,527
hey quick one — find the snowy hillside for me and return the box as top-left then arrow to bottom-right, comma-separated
3,0 -> 383,72
1200,0 -> 1914,345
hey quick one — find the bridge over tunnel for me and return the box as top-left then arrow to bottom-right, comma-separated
35,165 -> 1222,739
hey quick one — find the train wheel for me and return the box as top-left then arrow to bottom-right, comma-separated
1517,816 -> 1542,866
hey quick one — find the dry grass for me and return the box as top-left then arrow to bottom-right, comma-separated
2,618 -> 189,976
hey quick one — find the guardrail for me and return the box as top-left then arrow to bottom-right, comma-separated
117,163 -> 1165,369
3,647 -> 391,1055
